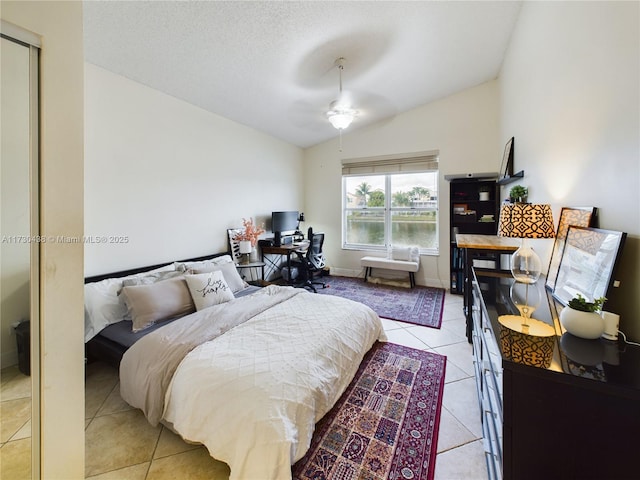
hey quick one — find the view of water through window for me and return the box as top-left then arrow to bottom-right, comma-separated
343,172 -> 438,251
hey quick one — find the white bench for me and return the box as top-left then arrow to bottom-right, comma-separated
361,246 -> 420,288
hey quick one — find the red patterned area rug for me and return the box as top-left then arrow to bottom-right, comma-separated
317,276 -> 446,329
292,342 -> 447,480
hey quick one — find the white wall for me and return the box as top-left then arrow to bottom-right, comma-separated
2,1 -> 85,478
303,80 -> 500,288
499,2 -> 639,339
84,64 -> 304,275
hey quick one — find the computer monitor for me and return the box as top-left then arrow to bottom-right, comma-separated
271,211 -> 299,236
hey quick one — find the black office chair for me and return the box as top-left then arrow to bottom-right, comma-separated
293,227 -> 327,293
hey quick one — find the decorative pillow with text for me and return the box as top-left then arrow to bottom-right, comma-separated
184,271 -> 235,311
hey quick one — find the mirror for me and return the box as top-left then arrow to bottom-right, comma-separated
1,25 -> 40,480
553,226 -> 626,306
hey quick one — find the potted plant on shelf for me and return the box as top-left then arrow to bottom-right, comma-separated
560,293 -> 606,339
509,185 -> 528,203
233,217 -> 265,263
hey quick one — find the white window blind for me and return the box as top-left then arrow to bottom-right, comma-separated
341,150 -> 439,176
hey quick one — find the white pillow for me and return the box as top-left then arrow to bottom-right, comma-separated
391,246 -> 420,263
192,261 -> 248,293
184,271 -> 234,311
83,263 -> 175,342
174,255 -> 232,272
391,247 -> 411,261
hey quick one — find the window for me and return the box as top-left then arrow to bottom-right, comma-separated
342,152 -> 439,254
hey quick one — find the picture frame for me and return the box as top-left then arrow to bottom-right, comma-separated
552,226 -> 626,307
227,228 -> 243,263
545,207 -> 597,292
499,136 -> 514,180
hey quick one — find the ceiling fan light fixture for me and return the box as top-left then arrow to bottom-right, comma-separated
327,57 -> 358,130
327,107 -> 357,130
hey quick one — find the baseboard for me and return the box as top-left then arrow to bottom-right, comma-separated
329,267 -> 446,290
1,349 -> 18,369
329,267 -> 362,278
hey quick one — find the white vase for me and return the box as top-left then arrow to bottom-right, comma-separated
238,240 -> 252,254
560,306 -> 605,340
249,247 -> 259,262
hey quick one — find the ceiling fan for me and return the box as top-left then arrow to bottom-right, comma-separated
326,57 -> 358,131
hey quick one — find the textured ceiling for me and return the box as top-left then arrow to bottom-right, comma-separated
83,1 -> 522,148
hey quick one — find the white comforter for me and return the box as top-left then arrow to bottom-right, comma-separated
123,285 -> 385,480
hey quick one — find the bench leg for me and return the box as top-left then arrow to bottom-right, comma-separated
409,272 -> 415,288
364,266 -> 370,282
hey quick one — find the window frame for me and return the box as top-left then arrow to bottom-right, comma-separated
342,170 -> 439,255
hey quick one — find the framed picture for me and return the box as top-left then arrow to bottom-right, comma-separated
552,226 -> 626,306
227,228 -> 243,263
499,137 -> 514,180
545,207 -> 597,291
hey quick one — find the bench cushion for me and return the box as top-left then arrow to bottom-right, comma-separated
361,256 -> 420,273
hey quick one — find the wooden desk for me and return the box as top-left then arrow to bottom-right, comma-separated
455,234 -> 519,341
261,243 -> 308,283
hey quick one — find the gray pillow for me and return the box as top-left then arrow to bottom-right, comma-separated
118,270 -> 185,320
120,270 -> 184,289
120,277 -> 195,332
174,255 -> 233,272
192,261 -> 248,293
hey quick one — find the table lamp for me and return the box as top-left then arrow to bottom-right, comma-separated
498,203 -> 555,283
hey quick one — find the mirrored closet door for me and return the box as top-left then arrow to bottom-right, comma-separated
1,22 -> 40,480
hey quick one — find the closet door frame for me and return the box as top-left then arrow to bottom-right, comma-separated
1,20 -> 41,480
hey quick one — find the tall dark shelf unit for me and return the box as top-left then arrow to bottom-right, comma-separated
448,178 -> 499,294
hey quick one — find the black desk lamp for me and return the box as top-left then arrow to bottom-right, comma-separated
295,213 -> 305,236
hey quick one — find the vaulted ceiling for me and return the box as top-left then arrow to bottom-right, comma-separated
83,1 -> 522,148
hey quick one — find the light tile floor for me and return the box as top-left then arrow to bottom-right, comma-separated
0,292 -> 488,479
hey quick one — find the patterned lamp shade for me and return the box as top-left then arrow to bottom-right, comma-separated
498,203 -> 555,239
498,315 -> 556,368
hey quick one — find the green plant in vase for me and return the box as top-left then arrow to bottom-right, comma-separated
567,294 -> 606,312
509,185 -> 528,203
560,293 -> 607,339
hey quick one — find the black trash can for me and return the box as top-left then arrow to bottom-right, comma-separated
15,321 -> 30,376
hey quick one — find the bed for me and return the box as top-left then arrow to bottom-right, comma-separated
84,252 -> 385,479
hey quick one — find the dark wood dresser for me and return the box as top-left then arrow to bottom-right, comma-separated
471,271 -> 640,480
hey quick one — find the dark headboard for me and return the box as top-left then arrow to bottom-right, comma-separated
84,251 -> 229,283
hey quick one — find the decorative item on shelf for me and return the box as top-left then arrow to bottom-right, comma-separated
508,184 -> 528,203
232,217 -> 265,264
497,202 -> 555,284
499,136 -> 514,180
479,185 -> 491,201
559,294 -> 606,340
